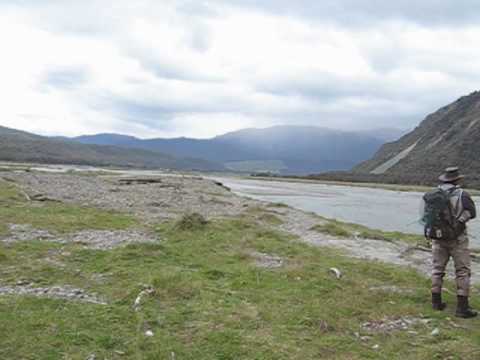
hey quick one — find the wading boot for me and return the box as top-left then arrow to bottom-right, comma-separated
455,296 -> 478,318
432,292 -> 446,311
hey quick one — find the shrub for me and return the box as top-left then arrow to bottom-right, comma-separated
174,212 -> 208,231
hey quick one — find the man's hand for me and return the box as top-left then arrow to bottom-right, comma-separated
455,220 -> 466,236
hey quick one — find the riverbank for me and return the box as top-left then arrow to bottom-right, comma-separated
1,169 -> 480,358
248,175 -> 480,196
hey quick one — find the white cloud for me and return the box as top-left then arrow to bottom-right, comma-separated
0,1 -> 479,138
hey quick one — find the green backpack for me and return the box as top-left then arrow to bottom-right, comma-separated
422,188 -> 459,240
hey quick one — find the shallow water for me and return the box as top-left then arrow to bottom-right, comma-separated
215,177 -> 480,247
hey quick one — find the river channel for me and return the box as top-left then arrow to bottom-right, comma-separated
214,176 -> 480,247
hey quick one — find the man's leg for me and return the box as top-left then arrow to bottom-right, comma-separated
452,235 -> 477,318
431,241 -> 449,310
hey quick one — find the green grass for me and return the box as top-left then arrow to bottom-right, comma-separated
1,178 -> 480,359
244,206 -> 284,226
311,218 -> 426,245
0,179 -> 138,235
1,217 -> 480,359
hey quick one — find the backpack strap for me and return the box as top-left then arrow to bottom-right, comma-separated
455,189 -> 464,219
441,187 -> 457,227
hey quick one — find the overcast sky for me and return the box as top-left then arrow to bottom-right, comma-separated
1,0 -> 479,138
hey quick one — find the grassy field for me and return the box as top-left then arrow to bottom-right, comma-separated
1,179 -> 480,359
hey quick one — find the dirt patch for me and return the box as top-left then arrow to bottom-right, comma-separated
2,224 -> 55,243
56,230 -> 157,250
251,251 -> 284,269
368,285 -> 419,295
1,224 -> 156,250
0,283 -> 107,304
361,316 -> 427,334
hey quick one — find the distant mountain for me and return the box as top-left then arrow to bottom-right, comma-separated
0,126 -> 223,171
72,126 -> 387,175
354,91 -> 480,186
358,128 -> 407,142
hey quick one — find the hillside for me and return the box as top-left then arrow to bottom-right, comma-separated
0,126 -> 223,171
72,126 -> 395,175
353,91 -> 480,186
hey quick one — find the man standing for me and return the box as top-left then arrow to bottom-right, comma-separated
425,167 -> 477,318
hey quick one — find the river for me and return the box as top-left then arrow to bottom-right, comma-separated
214,176 -> 480,247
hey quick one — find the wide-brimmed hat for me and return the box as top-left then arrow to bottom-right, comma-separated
438,166 -> 465,183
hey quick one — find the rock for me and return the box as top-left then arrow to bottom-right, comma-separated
329,267 -> 342,279
117,178 -> 164,185
133,286 -> 155,311
213,181 -> 230,191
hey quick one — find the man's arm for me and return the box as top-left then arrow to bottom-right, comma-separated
459,191 -> 477,223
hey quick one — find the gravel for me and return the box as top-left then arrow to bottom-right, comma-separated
251,252 -> 284,269
5,173 -> 251,223
2,224 -> 54,243
0,284 -> 107,304
361,316 -> 427,333
55,230 -> 157,250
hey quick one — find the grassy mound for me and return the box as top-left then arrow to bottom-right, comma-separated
174,212 -> 208,231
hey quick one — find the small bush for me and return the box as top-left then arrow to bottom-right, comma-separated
174,213 -> 208,231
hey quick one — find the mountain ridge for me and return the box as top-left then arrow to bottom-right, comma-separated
69,125 -> 402,175
0,125 -> 223,171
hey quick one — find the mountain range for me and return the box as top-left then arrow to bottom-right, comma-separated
0,124 -> 404,174
69,126 -> 404,175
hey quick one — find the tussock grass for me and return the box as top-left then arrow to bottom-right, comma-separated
174,213 -> 208,231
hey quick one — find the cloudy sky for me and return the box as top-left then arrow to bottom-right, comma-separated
1,0 -> 479,138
